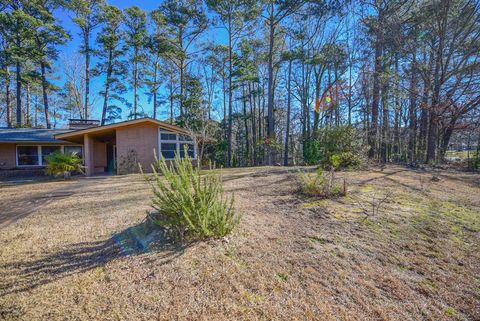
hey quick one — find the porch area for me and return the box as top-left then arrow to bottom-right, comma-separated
61,129 -> 117,176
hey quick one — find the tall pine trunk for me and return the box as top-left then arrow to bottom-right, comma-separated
227,15 -> 233,167
178,26 -> 184,116
427,57 -> 443,163
4,64 -> 11,128
313,67 -> 321,133
169,75 -> 174,124
266,3 -> 275,164
380,63 -> 389,163
392,56 -> 401,159
26,82 -> 30,126
334,65 -> 340,126
34,96 -> 38,127
370,7 -> 383,159
133,47 -> 138,119
426,4 -> 447,164
249,82 -> 257,165
408,53 -> 418,163
15,17 -> 22,127
84,31 -> 90,119
40,61 -> 51,129
242,84 -> 249,166
222,74 -> 227,141
101,49 -> 114,125
347,62 -> 353,125
284,59 -> 292,166
153,62 -> 158,119
16,60 -> 21,126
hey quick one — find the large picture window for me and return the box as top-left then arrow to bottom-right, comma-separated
158,130 -> 196,160
17,146 -> 39,166
16,145 -> 83,167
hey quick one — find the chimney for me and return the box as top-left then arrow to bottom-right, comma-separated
68,119 -> 100,130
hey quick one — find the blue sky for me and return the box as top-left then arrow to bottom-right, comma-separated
53,1 -> 227,124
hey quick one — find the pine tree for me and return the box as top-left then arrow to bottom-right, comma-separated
1,0 -> 39,126
29,0 -> 70,129
124,6 -> 147,119
96,4 -> 125,125
159,0 -> 207,117
67,0 -> 104,119
146,9 -> 172,120
0,11 -> 13,127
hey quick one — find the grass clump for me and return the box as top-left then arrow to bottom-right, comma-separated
298,168 -> 346,198
276,272 -> 288,282
142,150 -> 240,241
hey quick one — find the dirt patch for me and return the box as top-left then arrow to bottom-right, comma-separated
0,166 -> 479,320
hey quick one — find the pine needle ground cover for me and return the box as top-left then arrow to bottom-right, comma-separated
0,166 -> 479,320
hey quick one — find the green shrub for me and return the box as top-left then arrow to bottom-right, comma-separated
304,139 -> 322,165
45,151 -> 84,179
298,168 -> 346,198
304,126 -> 367,168
470,150 -> 480,170
141,150 -> 240,241
330,151 -> 363,169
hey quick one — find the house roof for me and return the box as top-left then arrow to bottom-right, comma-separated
0,118 -> 192,144
54,117 -> 189,140
0,128 -> 73,143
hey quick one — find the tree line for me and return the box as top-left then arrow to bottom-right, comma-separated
1,0 -> 479,167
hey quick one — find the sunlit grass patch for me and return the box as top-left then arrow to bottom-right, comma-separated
305,235 -> 329,244
302,199 -> 331,209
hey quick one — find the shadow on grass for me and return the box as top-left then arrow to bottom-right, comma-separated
0,191 -> 76,228
0,221 -> 186,297
221,166 -> 316,183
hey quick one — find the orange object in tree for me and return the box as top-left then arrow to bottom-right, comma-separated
315,99 -> 321,113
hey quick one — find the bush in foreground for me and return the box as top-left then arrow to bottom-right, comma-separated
45,151 -> 84,179
141,151 -> 239,241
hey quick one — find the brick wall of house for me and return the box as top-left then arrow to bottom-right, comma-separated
93,141 -> 107,173
0,144 -> 16,169
116,123 -> 158,174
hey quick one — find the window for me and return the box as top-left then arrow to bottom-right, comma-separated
17,146 -> 39,166
179,143 -> 195,158
161,133 -> 177,140
41,146 -> 61,164
159,130 -> 196,160
160,143 -> 177,159
16,145 -> 84,167
178,134 -> 192,142
64,146 -> 83,158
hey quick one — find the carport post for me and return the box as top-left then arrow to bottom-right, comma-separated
84,134 -> 94,176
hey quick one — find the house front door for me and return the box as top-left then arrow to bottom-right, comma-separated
106,144 -> 117,174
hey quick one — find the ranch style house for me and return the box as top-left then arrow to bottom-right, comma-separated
0,118 -> 197,177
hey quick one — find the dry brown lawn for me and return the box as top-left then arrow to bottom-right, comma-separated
0,166 -> 479,321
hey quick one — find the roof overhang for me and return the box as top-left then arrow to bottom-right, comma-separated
0,140 -> 70,144
55,118 -> 190,142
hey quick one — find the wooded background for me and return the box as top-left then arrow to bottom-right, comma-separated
1,0 -> 480,166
